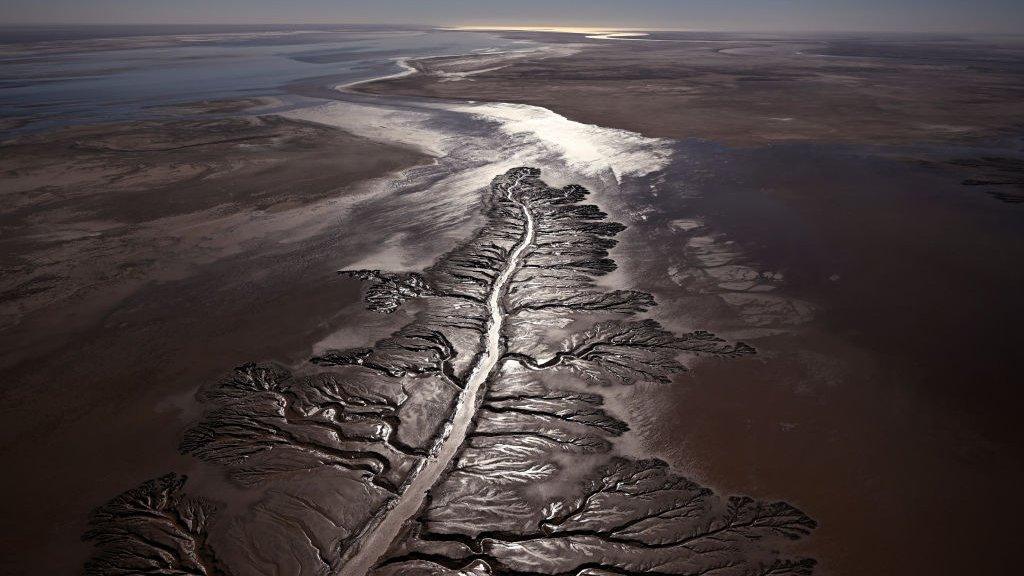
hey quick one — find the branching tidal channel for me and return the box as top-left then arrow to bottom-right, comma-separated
83,168 -> 815,576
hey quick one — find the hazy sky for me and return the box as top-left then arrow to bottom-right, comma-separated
3,0 -> 1022,33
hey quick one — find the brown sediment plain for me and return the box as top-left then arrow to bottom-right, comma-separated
359,33 -> 1024,575
358,32 -> 1024,146
0,107 -> 430,575
75,166 -> 813,576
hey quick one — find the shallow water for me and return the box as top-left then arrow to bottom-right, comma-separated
0,25 -> 529,133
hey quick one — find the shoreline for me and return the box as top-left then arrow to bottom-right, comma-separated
336,42 -> 581,93
339,57 -> 418,90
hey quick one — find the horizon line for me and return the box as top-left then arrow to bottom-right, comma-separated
0,21 -> 1021,37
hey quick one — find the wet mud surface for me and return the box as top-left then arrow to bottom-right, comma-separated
359,32 -> 1024,206
610,142 -> 1024,575
359,35 -> 1024,574
4,28 -> 1024,576
0,110 -> 432,575
359,33 -> 1024,147
82,168 -> 815,575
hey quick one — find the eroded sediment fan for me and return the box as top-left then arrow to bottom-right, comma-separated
84,167 -> 814,576
82,474 -> 226,576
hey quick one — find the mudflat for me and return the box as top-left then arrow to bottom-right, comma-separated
0,105 -> 430,574
359,32 -> 1024,575
359,32 -> 1024,147
3,27 -> 1023,576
